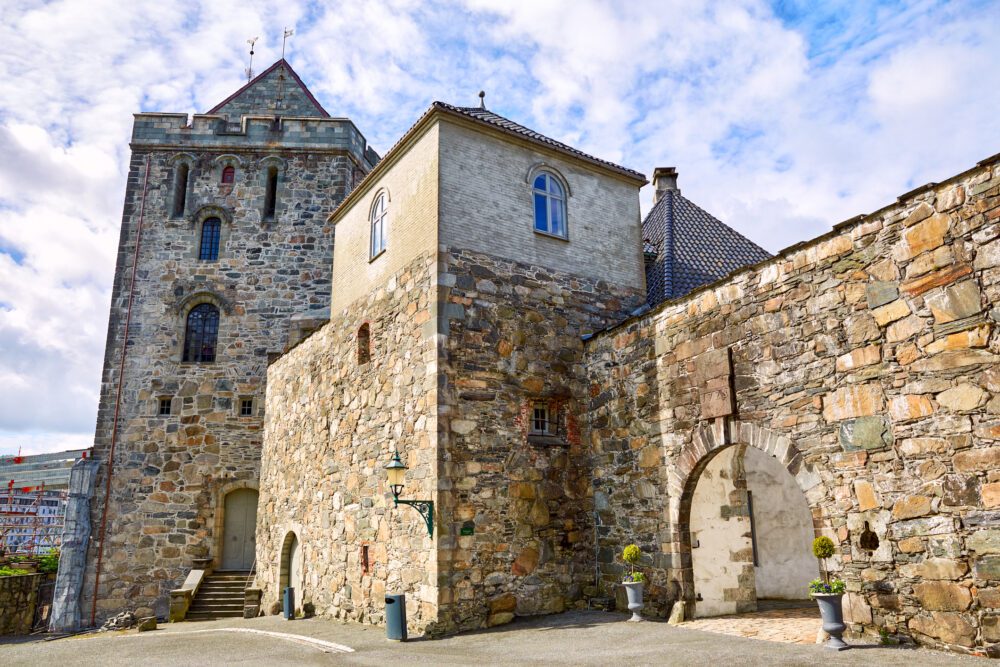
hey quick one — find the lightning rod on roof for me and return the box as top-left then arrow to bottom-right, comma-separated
479,91 -> 485,109
246,36 -> 259,83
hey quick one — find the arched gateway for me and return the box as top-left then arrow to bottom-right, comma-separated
669,420 -> 832,617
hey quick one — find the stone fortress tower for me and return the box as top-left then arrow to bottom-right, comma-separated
83,60 -> 378,621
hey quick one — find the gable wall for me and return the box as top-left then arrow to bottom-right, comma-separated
438,120 -> 645,291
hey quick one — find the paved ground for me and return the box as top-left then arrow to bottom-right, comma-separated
682,601 -> 821,645
0,611 -> 980,666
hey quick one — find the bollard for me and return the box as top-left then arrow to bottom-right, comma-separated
385,594 -> 407,641
283,586 -> 295,620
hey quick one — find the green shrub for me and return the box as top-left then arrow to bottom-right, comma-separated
38,551 -> 59,574
808,578 -> 845,595
622,544 -> 642,565
812,536 -> 835,559
0,566 -> 24,577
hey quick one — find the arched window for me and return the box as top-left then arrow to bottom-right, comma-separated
172,163 -> 189,218
532,171 -> 567,238
199,217 -> 221,261
183,303 -> 220,362
221,165 -> 235,184
263,166 -> 279,220
370,193 -> 387,258
357,323 -> 371,365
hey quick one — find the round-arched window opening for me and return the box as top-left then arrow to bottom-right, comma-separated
221,165 -> 235,184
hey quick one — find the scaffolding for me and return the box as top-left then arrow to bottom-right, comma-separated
0,482 -> 66,556
0,449 -> 87,557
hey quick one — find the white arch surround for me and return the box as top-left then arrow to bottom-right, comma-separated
670,419 -> 831,615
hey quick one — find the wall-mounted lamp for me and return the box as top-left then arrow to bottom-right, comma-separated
385,449 -> 433,537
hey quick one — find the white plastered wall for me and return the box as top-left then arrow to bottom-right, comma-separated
744,446 -> 818,599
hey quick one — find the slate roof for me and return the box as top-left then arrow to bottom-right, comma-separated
205,59 -> 330,119
433,102 -> 646,182
643,189 -> 771,305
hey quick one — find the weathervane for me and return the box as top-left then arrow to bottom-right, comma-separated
281,27 -> 294,59
245,36 -> 259,82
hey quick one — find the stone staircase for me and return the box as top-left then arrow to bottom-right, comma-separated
186,571 -> 250,620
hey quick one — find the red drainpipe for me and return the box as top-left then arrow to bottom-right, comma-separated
90,153 -> 151,626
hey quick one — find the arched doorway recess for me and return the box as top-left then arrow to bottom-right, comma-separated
673,420 -> 829,618
279,530 -> 302,596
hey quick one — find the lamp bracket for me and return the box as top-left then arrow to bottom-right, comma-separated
395,498 -> 434,537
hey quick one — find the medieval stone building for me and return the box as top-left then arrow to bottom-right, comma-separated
82,60 -> 378,621
78,60 -> 1000,657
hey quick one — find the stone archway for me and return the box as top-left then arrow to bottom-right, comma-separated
278,530 -> 302,596
669,420 -> 830,617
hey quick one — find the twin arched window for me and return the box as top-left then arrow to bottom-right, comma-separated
370,193 -> 387,258
183,303 -> 220,362
532,171 -> 567,238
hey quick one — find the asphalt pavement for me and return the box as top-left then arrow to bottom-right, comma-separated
0,610 -> 979,666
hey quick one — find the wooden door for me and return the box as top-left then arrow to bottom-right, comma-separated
222,489 -> 258,570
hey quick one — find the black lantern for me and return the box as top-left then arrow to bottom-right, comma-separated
384,449 -> 433,537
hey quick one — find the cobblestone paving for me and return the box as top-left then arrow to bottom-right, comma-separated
682,606 -> 822,645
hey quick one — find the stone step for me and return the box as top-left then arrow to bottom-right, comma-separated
199,583 -> 246,590
189,603 -> 244,611
189,606 -> 244,613
185,611 -> 244,620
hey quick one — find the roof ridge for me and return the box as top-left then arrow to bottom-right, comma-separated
431,101 -> 645,181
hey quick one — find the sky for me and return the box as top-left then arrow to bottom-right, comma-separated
1,0 -> 999,456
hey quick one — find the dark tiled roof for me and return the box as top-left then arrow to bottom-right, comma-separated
643,189 -> 771,305
434,102 -> 646,182
205,59 -> 330,118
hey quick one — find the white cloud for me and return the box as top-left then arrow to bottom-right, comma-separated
0,0 -> 998,454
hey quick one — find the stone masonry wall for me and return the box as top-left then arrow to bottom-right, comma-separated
257,252 -> 439,633
0,573 -> 41,634
85,133 -> 365,621
584,156 -> 1000,655
435,246 -> 643,633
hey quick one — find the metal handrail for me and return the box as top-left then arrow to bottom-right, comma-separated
245,558 -> 256,589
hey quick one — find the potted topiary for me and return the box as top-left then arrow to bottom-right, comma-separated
810,536 -> 849,651
621,544 -> 646,622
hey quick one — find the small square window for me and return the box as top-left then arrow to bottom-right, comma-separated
531,403 -> 552,435
240,398 -> 254,417
158,398 -> 172,416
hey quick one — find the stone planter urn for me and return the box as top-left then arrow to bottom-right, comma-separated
813,593 -> 849,650
623,581 -> 644,622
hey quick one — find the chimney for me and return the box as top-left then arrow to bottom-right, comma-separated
652,167 -> 678,204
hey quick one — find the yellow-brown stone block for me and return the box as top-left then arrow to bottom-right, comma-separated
982,482 -> 1000,509
872,299 -> 910,326
836,345 -> 882,372
888,394 -> 934,422
822,384 -> 886,421
854,480 -> 880,511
